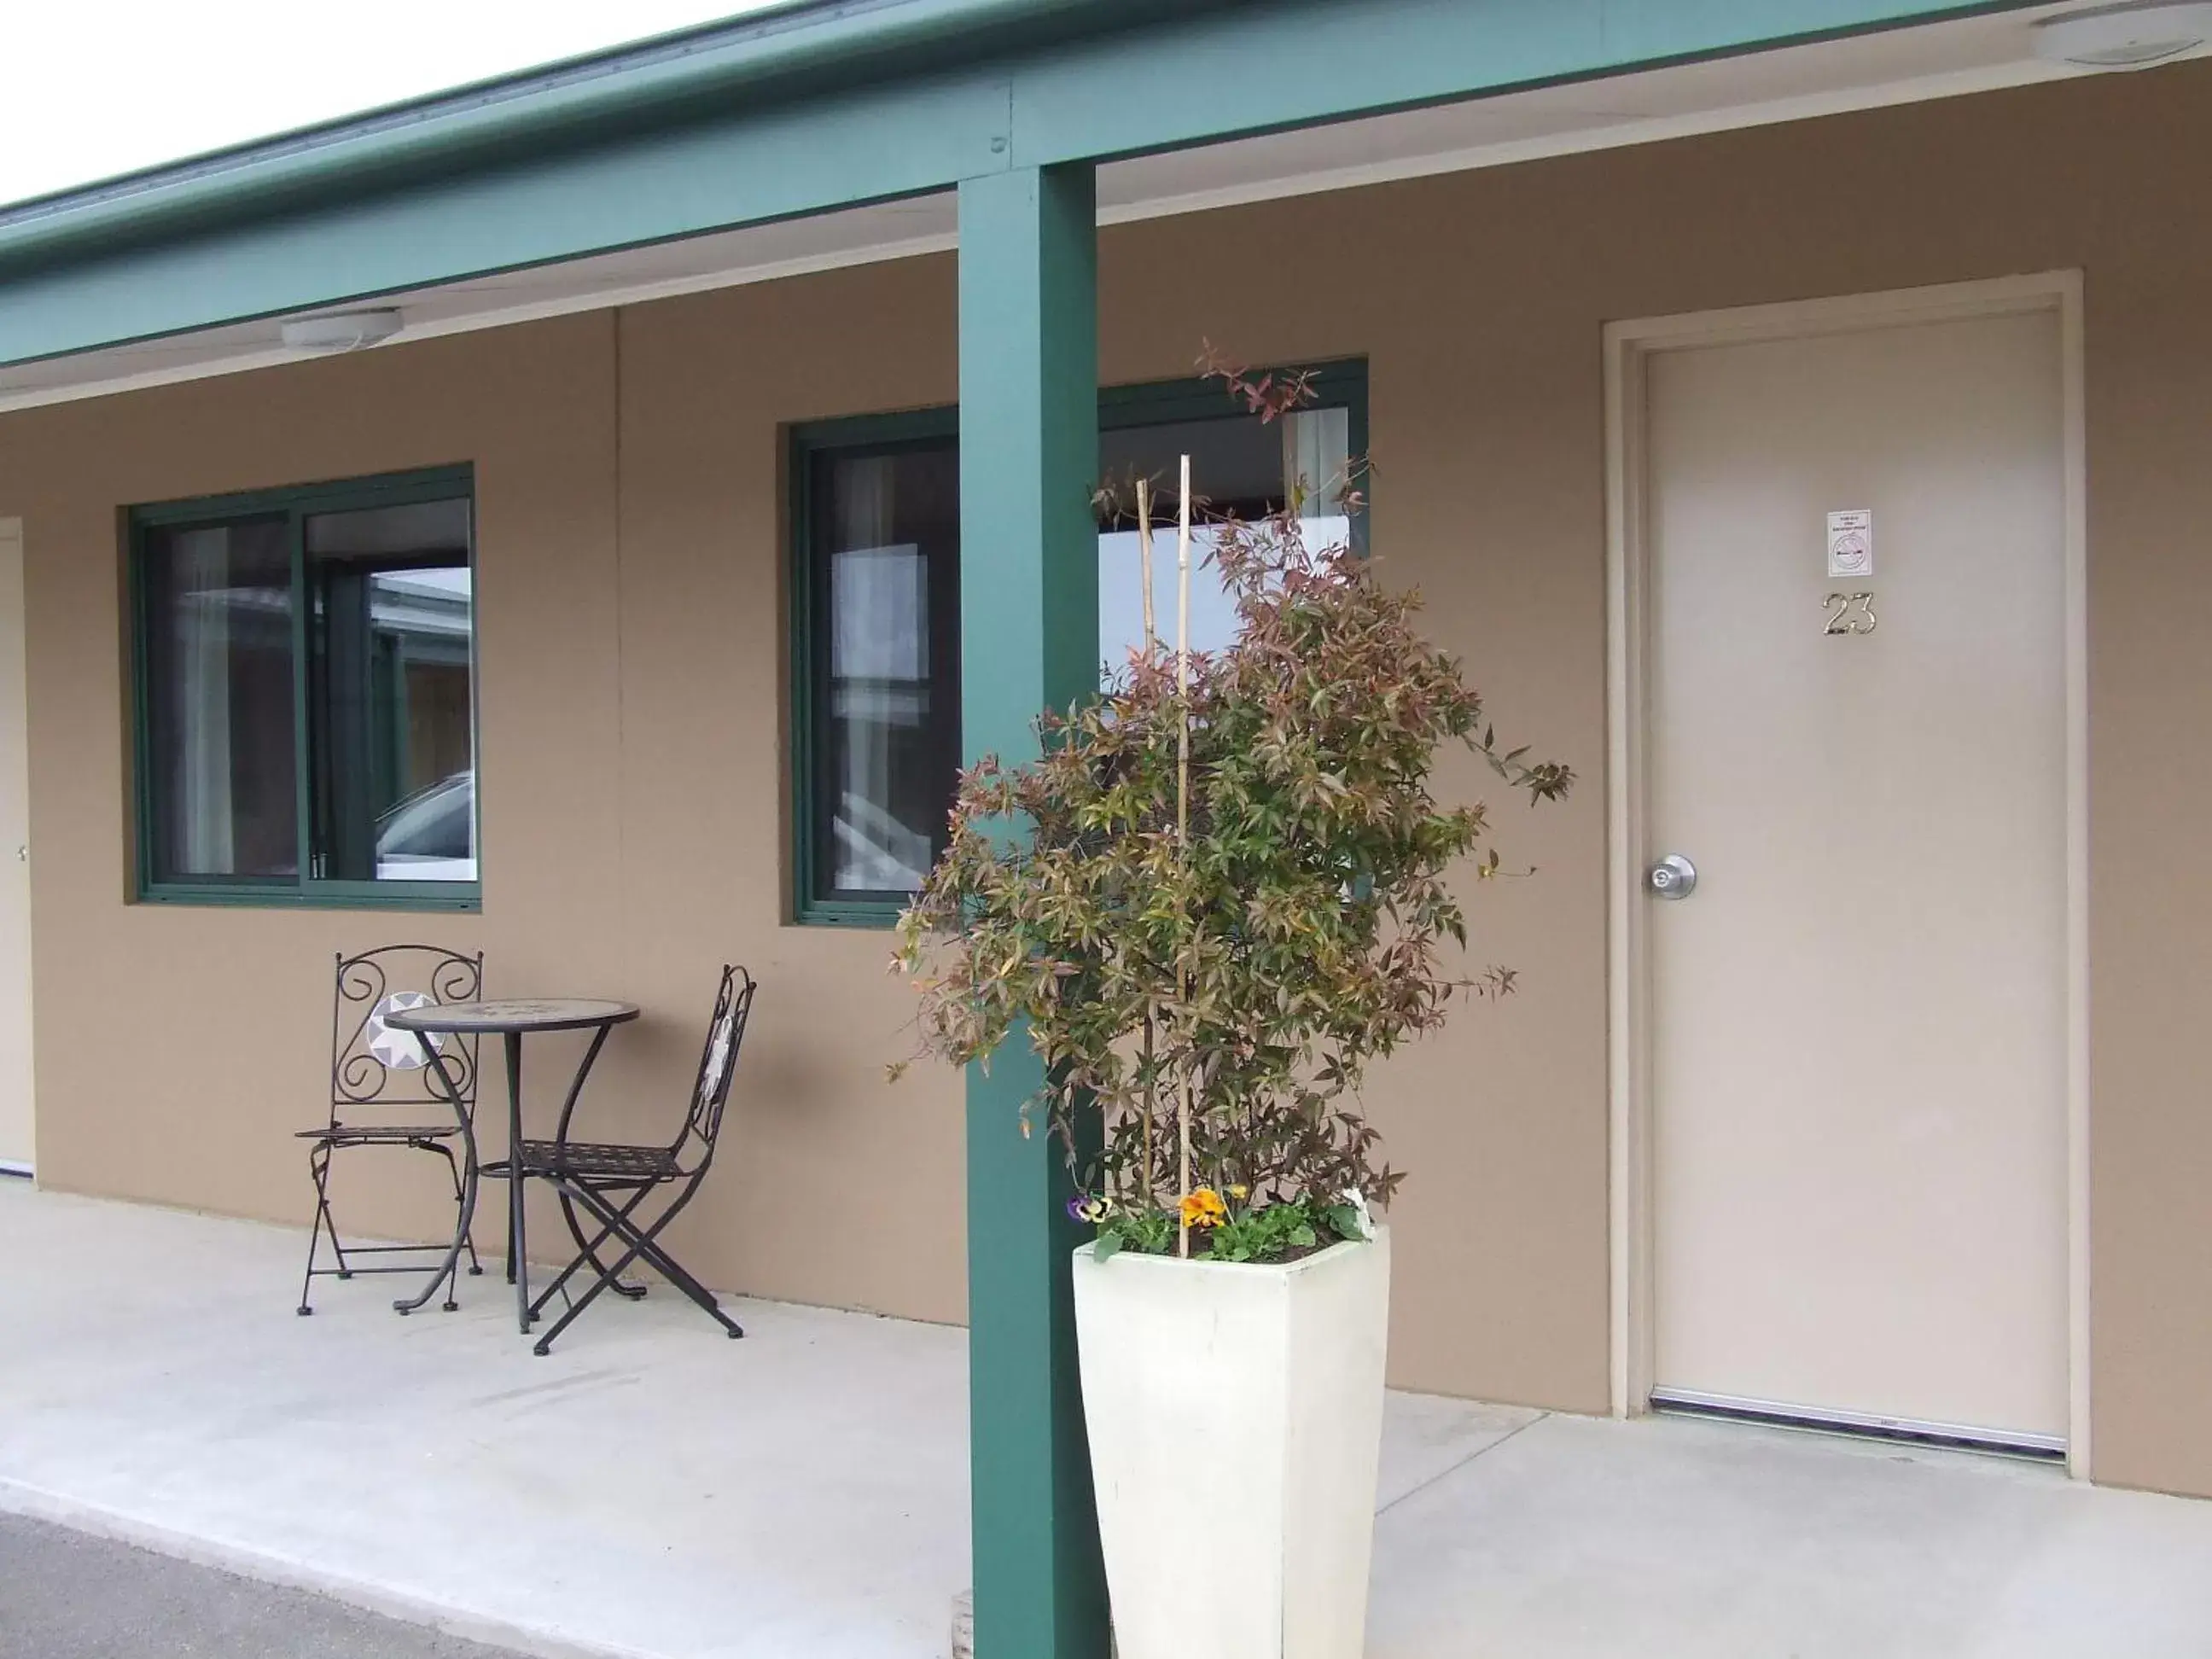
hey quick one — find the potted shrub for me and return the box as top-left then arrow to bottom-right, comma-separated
894,364 -> 1569,1659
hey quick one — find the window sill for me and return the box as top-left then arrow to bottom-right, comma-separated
792,899 -> 905,929
137,883 -> 481,913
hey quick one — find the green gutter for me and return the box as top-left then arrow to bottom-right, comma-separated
0,0 -> 1215,275
0,0 -> 2042,367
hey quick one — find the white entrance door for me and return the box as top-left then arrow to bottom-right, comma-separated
0,519 -> 30,1175
1644,306 -> 2069,1447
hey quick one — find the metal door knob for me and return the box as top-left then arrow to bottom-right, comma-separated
1648,854 -> 1697,899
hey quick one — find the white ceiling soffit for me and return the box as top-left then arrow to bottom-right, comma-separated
0,1 -> 2150,413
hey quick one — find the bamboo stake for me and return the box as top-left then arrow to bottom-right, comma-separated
1175,453 -> 1193,1259
1137,475 -> 1156,656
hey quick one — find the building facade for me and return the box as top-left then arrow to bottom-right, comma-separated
4,3 -> 2211,1650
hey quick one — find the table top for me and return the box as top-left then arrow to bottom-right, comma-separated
383,998 -> 641,1035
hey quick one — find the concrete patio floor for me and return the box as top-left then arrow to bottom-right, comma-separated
4,1180 -> 2210,1658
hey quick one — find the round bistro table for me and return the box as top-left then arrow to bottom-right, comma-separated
385,998 -> 639,1334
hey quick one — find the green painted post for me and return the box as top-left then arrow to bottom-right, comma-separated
956,161 -> 1110,1659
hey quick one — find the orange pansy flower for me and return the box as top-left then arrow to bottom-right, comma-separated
1180,1188 -> 1228,1230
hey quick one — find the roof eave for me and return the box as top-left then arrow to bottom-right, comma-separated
0,0 -> 1197,273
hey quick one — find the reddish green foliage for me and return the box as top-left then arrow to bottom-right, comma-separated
893,364 -> 1569,1226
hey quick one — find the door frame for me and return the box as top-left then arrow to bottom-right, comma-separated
0,515 -> 27,1179
1602,274 -> 2090,1475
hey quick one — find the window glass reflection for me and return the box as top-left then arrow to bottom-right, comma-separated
795,375 -> 1360,911
1097,405 -> 1351,672
812,445 -> 960,897
143,520 -> 299,882
306,498 -> 475,882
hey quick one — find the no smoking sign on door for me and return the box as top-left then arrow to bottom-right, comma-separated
1827,509 -> 1873,579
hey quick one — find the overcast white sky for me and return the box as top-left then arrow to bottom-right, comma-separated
0,1 -> 787,210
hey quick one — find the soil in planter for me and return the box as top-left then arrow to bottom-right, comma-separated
1115,1233 -> 1343,1266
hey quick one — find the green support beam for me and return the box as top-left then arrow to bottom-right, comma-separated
0,0 -> 2036,367
957,161 -> 1109,1659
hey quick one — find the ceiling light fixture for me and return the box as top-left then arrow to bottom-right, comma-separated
279,310 -> 405,354
2031,2 -> 2212,67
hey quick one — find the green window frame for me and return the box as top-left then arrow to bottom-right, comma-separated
128,463 -> 480,911
788,359 -> 1367,928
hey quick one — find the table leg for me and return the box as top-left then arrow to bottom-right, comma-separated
507,1030 -> 530,1334
394,1042 -> 479,1316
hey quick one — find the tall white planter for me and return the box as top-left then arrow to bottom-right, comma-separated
1072,1227 -> 1390,1659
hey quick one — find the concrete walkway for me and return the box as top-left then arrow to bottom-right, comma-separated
4,1181 -> 2210,1657
1369,1409 -> 2212,1657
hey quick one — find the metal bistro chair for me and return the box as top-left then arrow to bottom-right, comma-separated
512,964 -> 754,1356
296,946 -> 485,1317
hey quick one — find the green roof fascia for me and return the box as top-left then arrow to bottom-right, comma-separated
1002,0 -> 2035,176
0,0 -> 2034,370
0,0 -> 1196,268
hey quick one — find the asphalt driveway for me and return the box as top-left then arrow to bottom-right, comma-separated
0,1512 -> 521,1658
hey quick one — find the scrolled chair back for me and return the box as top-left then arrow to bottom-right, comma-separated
677,964 -> 755,1171
330,946 -> 483,1121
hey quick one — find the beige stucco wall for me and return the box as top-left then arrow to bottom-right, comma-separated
4,61 -> 2210,1495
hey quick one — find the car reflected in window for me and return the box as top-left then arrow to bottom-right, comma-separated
375,770 -> 476,882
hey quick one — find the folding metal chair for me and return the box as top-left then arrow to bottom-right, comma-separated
296,946 -> 484,1316
517,964 -> 755,1355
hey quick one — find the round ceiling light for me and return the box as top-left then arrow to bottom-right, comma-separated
2032,2 -> 2212,67
279,310 -> 405,354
